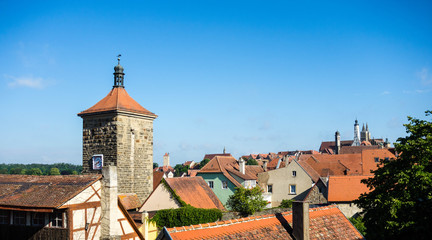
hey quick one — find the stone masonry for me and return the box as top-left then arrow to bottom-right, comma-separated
82,112 -> 155,201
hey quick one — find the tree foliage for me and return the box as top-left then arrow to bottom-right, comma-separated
153,162 -> 159,169
174,164 -> 189,177
0,163 -> 82,175
349,216 -> 366,237
152,206 -> 222,228
279,199 -> 293,208
355,110 -> 432,240
199,158 -> 211,169
49,168 -> 61,175
246,158 -> 258,165
226,186 -> 267,216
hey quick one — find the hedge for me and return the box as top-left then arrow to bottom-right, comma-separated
152,206 -> 223,228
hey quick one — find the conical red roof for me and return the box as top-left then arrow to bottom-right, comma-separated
78,87 -> 157,117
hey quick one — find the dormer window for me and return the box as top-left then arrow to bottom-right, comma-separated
374,157 -> 379,163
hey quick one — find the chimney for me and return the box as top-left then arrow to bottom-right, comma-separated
142,211 -> 149,240
292,201 -> 310,240
239,158 -> 245,175
335,131 -> 341,154
163,153 -> 170,167
263,160 -> 268,171
101,166 -> 121,239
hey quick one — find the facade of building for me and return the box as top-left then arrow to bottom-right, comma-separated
196,156 -> 263,205
257,160 -> 316,207
78,58 -> 157,201
0,172 -> 140,240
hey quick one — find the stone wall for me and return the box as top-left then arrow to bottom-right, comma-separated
82,112 -> 154,201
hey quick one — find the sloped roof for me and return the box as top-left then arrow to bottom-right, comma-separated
203,153 -> 232,161
319,140 -> 353,153
361,148 -> 396,175
78,87 -> 157,117
165,177 -> 225,210
0,174 -> 101,209
302,154 -> 363,176
165,205 -> 363,240
328,176 -> 371,202
153,170 -> 165,190
340,145 -> 379,154
118,193 -> 142,210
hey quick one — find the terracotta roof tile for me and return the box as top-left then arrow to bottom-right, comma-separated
167,205 -> 364,240
328,175 -> 371,202
78,87 -> 157,117
153,170 -> 165,190
165,177 -> 225,210
203,153 -> 232,161
118,193 -> 141,210
0,174 -> 101,209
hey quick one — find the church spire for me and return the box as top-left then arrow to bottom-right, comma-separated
113,54 -> 125,88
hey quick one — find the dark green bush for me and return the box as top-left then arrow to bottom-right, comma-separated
279,199 -> 293,208
152,206 -> 222,228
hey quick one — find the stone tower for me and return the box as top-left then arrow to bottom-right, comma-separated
78,56 -> 157,200
360,123 -> 371,142
163,153 -> 170,167
334,131 -> 341,154
352,120 -> 361,146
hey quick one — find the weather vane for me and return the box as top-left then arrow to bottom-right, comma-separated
117,54 -> 121,64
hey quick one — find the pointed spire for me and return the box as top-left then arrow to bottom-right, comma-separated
362,124 -> 365,131
113,54 -> 125,88
366,123 -> 369,131
223,147 -> 226,154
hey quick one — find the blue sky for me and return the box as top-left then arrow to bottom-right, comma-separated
1,1 -> 431,166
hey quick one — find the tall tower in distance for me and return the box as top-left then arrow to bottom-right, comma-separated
352,120 -> 361,146
78,55 -> 157,200
334,131 -> 341,154
163,153 -> 170,167
360,123 -> 371,142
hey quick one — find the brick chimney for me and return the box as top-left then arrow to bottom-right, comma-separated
292,201 -> 310,240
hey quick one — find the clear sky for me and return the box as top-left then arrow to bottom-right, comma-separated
1,0 -> 431,166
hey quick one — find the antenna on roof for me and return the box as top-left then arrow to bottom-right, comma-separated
117,54 -> 121,64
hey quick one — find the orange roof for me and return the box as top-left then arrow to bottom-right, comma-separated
153,171 -> 165,190
118,193 -> 142,210
165,177 -> 225,210
361,148 -> 395,175
203,153 -> 232,161
166,205 -> 364,240
78,87 -> 157,117
328,175 -> 371,202
302,154 -> 363,176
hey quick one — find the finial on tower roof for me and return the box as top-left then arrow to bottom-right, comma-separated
113,54 -> 125,88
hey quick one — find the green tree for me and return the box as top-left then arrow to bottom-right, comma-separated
26,168 -> 42,175
174,164 -> 189,177
199,158 -> 210,169
279,199 -> 293,208
355,110 -> 432,240
49,168 -> 61,175
246,158 -> 258,165
72,170 -> 78,175
0,169 -> 7,174
349,216 -> 366,237
227,186 -> 267,216
153,162 -> 159,169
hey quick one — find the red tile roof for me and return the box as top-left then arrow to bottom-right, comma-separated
118,193 -> 142,210
166,205 -> 364,240
203,153 -> 232,161
328,176 -> 371,202
0,174 -> 101,209
164,177 -> 225,210
319,140 -> 353,153
153,170 -> 165,190
78,87 -> 157,117
340,145 -> 379,154
361,149 -> 395,175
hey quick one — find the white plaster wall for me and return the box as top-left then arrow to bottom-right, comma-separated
73,209 -> 85,229
258,161 -> 314,207
63,181 -> 101,206
335,203 -> 362,218
139,184 -> 180,212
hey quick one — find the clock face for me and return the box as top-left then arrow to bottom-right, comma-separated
92,155 -> 103,170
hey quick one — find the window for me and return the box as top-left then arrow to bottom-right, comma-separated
385,157 -> 389,162
289,185 -> 296,195
267,185 -> 273,193
374,157 -> 379,163
0,210 -> 9,225
208,181 -> 214,189
32,213 -> 45,226
292,171 -> 297,177
222,181 -> 228,189
13,211 -> 26,225
50,212 -> 63,228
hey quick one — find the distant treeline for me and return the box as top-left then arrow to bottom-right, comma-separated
0,163 -> 82,175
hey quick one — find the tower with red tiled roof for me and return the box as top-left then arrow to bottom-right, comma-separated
78,56 -> 157,200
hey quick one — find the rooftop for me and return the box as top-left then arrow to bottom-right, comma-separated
165,205 -> 364,240
0,174 -> 101,209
